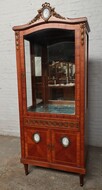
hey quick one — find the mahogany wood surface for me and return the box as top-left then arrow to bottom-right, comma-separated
13,3 -> 90,186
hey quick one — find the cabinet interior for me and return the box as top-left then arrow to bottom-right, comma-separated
24,28 -> 75,114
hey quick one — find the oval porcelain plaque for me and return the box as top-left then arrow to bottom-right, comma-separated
33,133 -> 40,143
42,8 -> 50,20
61,137 -> 70,147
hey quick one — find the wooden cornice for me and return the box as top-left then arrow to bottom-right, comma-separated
13,2 -> 90,32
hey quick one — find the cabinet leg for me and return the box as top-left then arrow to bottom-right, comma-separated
24,164 -> 29,175
80,174 -> 84,186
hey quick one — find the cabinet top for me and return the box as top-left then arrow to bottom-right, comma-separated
13,2 -> 90,32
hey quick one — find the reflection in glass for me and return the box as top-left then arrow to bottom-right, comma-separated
48,42 -> 75,101
24,40 -> 32,107
34,45 -> 43,105
24,29 -> 75,114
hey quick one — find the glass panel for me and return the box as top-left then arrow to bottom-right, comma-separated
24,29 -> 75,114
35,45 -> 42,77
34,45 -> 43,105
24,40 -> 33,107
48,41 -> 75,102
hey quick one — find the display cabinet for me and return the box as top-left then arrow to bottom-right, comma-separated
13,2 -> 90,186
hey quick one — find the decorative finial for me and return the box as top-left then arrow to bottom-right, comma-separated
28,2 -> 65,24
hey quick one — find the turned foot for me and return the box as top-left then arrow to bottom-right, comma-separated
24,164 -> 29,175
80,174 -> 84,186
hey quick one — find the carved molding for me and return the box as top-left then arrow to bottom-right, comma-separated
24,118 -> 79,128
80,23 -> 85,45
28,2 -> 65,24
15,31 -> 19,50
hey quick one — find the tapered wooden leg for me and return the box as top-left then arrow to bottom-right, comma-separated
24,164 -> 29,175
80,174 -> 84,186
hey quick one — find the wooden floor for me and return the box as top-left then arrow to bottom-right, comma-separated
0,135 -> 102,190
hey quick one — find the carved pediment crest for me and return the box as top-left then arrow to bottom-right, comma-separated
29,2 -> 65,24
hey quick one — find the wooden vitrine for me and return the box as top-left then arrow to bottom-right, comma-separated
13,2 -> 90,186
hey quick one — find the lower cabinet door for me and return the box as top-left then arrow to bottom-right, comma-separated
51,129 -> 80,166
24,128 -> 80,167
24,128 -> 51,162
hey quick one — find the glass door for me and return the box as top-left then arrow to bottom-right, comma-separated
24,28 -> 75,115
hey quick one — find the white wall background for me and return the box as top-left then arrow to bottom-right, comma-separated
0,0 -> 102,146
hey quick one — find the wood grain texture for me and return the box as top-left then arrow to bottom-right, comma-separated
13,5 -> 89,186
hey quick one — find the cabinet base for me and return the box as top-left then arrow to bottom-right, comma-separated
23,163 -> 84,186
24,164 -> 29,175
80,174 -> 84,186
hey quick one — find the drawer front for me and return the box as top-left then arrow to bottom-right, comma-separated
23,117 -> 79,130
51,129 -> 80,166
24,128 -> 51,162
